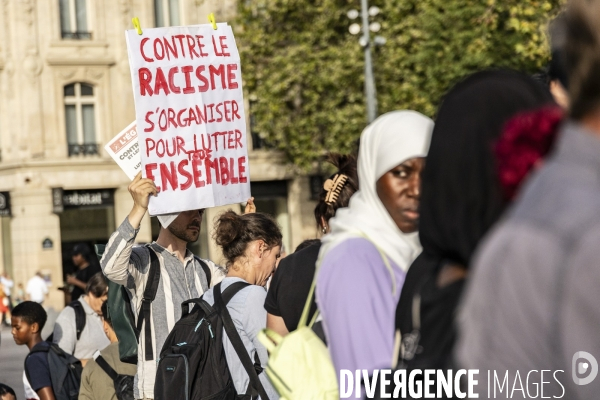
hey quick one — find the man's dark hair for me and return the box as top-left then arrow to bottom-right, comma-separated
0,383 -> 16,398
12,301 -> 47,331
100,300 -> 112,328
85,272 -> 108,297
72,243 -> 92,261
565,0 -> 600,119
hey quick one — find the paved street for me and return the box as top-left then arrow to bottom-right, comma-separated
0,307 -> 59,399
0,326 -> 28,400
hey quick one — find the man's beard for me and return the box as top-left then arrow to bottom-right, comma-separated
168,223 -> 200,243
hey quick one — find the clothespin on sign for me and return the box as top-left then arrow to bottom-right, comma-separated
208,13 -> 217,30
132,17 -> 143,35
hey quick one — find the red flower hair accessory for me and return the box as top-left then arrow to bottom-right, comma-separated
495,105 -> 564,200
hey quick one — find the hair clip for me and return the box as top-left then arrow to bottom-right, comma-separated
323,174 -> 348,205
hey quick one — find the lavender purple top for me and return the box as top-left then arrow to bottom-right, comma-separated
316,237 -> 406,376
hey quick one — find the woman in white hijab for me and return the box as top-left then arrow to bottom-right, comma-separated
316,110 -> 433,377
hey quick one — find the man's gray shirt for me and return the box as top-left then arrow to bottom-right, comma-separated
101,218 -> 226,399
457,122 -> 600,399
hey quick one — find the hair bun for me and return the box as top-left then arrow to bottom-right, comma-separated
215,210 -> 243,249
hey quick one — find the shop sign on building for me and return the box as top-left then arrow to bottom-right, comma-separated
62,189 -> 115,209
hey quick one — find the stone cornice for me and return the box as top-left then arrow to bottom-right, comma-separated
46,57 -> 116,66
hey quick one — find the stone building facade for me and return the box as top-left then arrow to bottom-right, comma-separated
0,0 -> 318,309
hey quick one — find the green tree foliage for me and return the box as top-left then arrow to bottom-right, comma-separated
237,0 -> 564,168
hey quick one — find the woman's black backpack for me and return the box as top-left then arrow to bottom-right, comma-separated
154,282 -> 269,400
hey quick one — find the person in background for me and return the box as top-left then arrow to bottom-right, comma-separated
67,244 -> 102,302
11,301 -> 54,400
25,273 -> 47,305
265,154 -> 358,336
0,285 -> 9,328
79,301 -> 136,400
393,71 -> 554,380
202,211 -> 282,400
53,273 -> 110,367
15,283 -> 25,305
1,272 -> 14,315
101,172 -> 229,400
548,12 -> 569,109
456,1 -> 600,397
0,384 -> 16,400
317,111 -> 433,376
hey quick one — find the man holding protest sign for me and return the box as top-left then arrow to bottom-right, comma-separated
100,21 -> 255,400
101,172 -> 229,400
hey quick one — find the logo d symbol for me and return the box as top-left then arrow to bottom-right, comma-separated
572,351 -> 599,385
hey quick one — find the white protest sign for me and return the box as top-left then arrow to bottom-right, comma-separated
126,23 -> 250,216
105,121 -> 142,180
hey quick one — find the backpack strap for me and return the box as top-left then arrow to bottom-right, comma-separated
95,355 -> 119,382
136,246 -> 161,361
194,256 -> 212,291
213,282 -> 270,400
69,300 -> 86,341
45,301 -> 86,343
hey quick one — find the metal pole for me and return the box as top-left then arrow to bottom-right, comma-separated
361,0 -> 377,124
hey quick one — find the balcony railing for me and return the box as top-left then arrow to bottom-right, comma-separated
68,143 -> 99,156
61,31 -> 92,40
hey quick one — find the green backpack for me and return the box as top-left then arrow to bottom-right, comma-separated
258,278 -> 338,400
95,244 -> 141,364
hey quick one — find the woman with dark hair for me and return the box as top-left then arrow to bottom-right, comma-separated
394,70 -> 555,376
202,211 -> 282,399
265,154 -> 359,336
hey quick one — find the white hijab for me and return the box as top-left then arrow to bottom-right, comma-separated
318,110 -> 434,274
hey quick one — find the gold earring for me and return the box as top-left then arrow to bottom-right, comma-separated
322,226 -> 327,234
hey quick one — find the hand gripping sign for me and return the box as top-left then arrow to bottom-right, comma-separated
126,23 -> 250,216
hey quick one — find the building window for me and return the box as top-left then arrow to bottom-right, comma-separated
64,83 -> 98,156
154,0 -> 180,27
59,0 -> 91,39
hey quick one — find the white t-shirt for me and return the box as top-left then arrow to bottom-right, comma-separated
23,371 -> 40,400
1,276 -> 14,296
26,276 -> 48,303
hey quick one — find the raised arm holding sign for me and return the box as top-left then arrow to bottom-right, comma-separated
126,23 -> 250,215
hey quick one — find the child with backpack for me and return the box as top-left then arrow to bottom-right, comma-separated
79,301 -> 136,400
12,301 -> 82,400
155,211 -> 282,400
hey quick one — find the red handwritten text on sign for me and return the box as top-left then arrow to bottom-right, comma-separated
126,24 -> 250,215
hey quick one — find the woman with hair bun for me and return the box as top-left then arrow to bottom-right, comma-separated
201,211 -> 282,400
265,154 -> 359,337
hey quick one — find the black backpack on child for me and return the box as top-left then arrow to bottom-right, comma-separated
25,343 -> 83,400
155,282 -> 270,400
95,355 -> 135,400
95,244 -> 212,364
